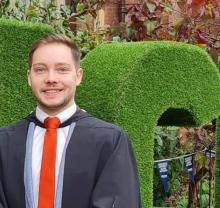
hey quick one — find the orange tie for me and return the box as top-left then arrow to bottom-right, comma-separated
38,117 -> 60,208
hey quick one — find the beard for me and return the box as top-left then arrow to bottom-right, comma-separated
35,95 -> 74,115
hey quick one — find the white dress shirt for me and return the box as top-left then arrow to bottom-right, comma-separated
32,103 -> 77,208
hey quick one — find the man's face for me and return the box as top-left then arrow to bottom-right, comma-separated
27,43 -> 83,115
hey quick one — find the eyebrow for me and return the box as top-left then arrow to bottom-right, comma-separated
32,63 -> 46,67
55,63 -> 71,67
32,63 -> 71,67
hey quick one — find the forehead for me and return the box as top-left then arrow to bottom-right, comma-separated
32,43 -> 74,65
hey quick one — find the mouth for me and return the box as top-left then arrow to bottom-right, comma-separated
42,89 -> 63,96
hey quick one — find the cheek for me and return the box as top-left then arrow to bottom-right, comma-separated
29,78 -> 42,90
65,76 -> 77,85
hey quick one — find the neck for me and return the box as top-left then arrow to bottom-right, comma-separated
37,103 -> 75,117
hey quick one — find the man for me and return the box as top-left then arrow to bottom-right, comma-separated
0,34 -> 141,208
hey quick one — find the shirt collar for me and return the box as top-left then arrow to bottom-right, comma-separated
36,103 -> 77,124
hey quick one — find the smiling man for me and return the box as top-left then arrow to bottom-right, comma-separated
28,41 -> 83,115
0,34 -> 141,208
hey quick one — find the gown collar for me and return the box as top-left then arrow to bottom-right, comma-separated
25,108 -> 91,128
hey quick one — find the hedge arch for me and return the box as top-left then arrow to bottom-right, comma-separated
78,41 -> 220,207
0,18 -> 54,126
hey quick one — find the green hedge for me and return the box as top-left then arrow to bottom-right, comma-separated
0,18 -> 54,126
78,41 -> 220,207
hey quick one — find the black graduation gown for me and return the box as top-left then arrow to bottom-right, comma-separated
0,111 -> 141,208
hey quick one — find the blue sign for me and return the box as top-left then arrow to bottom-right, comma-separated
184,155 -> 195,183
204,148 -> 216,158
156,161 -> 169,192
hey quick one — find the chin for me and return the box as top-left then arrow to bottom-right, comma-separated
37,96 -> 73,111
45,103 -> 65,109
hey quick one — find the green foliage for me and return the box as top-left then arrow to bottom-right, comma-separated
153,123 -> 216,207
153,159 -> 185,207
154,127 -> 184,207
154,127 -> 178,159
0,18 -> 54,126
200,181 -> 211,208
176,196 -> 188,207
79,41 -> 220,207
0,0 -> 70,29
0,0 -> 104,56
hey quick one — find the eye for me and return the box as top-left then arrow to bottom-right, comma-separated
34,67 -> 46,73
57,67 -> 70,73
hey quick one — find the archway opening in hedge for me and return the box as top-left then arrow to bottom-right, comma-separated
158,108 -> 196,126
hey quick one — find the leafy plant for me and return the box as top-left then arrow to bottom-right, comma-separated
0,0 -> 104,56
154,122 -> 216,207
110,0 -> 220,60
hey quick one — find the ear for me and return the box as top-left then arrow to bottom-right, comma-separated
76,68 -> 84,86
27,69 -> 31,87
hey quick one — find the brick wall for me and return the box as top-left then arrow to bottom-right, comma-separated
104,0 -> 119,27
103,0 -> 140,27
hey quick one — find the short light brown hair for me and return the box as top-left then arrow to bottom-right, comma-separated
29,33 -> 81,69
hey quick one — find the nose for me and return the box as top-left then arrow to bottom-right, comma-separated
44,70 -> 59,84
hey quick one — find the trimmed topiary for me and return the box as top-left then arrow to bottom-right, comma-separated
78,41 -> 220,207
0,18 -> 54,126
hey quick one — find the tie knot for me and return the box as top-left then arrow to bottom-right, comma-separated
44,117 -> 60,129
